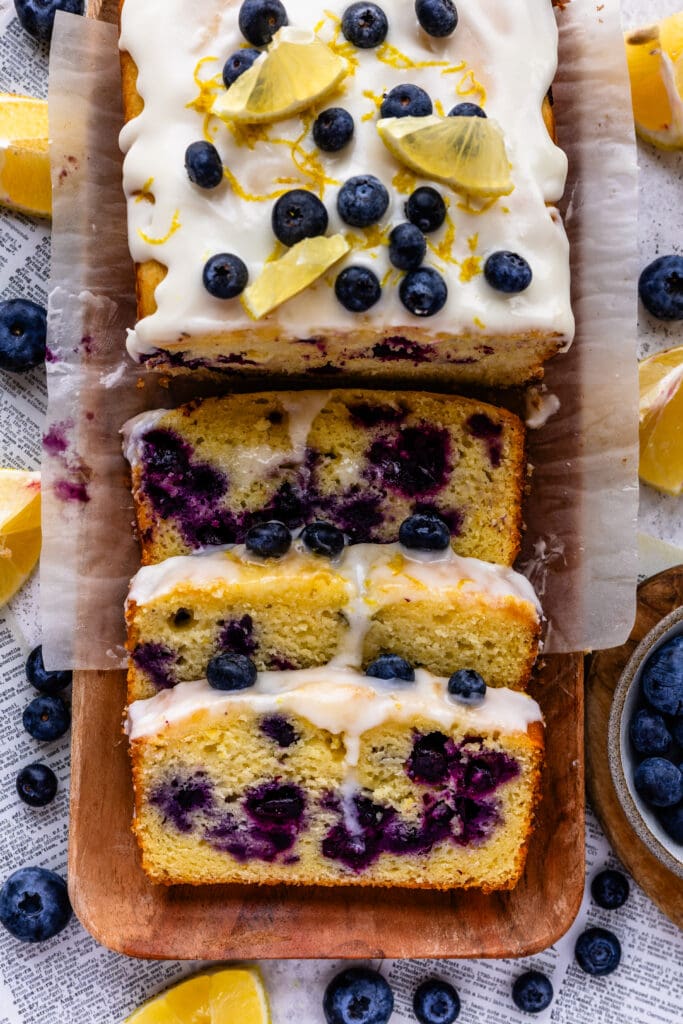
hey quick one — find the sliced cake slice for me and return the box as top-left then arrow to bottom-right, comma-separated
127,667 -> 544,890
122,389 -> 526,566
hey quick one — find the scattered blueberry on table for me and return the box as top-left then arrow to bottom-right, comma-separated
341,3 -> 389,49
16,763 -> 58,807
26,645 -> 72,693
13,0 -> 84,43
591,868 -> 630,910
323,966 -> 394,1024
365,654 -> 415,682
413,978 -> 460,1023
22,695 -> 70,742
0,867 -> 71,942
511,971 -> 554,1014
574,927 -> 622,976
638,255 -> 683,321
245,520 -> 292,558
207,653 -> 258,691
238,0 -> 288,47
0,298 -> 47,373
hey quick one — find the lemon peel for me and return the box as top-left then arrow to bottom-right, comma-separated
125,967 -> 270,1024
0,93 -> 50,218
0,469 -> 41,607
638,344 -> 683,495
625,13 -> 683,149
242,234 -> 350,319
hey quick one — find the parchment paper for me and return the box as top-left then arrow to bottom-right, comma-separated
40,1 -> 640,670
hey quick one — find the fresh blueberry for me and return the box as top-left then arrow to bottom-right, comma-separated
511,971 -> 553,1014
449,102 -> 486,118
23,696 -> 69,742
184,141 -> 224,190
238,0 -> 288,46
399,512 -> 450,551
16,764 -> 58,807
313,108 -> 355,152
323,966 -> 394,1024
638,255 -> 683,320
245,520 -> 292,558
0,299 -> 47,372
591,869 -> 630,910
25,646 -> 72,694
365,654 -> 415,682
629,708 -> 671,756
337,175 -> 390,227
574,927 -> 621,976
13,0 -> 84,43
222,48 -> 261,88
380,84 -> 433,119
341,3 -> 389,49
389,223 -> 427,271
400,267 -> 448,316
448,669 -> 487,705
405,187 -> 446,233
484,251 -> 533,294
0,866 -> 71,942
415,0 -> 458,38
335,266 -> 382,312
301,521 -> 345,558
641,636 -> 683,715
272,190 -> 328,246
413,979 -> 460,1024
634,757 -> 683,807
657,802 -> 683,843
202,253 -> 249,299
206,652 -> 258,691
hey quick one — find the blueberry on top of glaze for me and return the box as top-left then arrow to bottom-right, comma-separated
335,266 -> 382,313
399,512 -> 450,551
238,0 -> 288,47
206,652 -> 258,691
365,654 -> 415,682
185,141 -> 224,190
389,222 -> 427,271
313,108 -> 355,152
448,669 -> 486,705
449,102 -> 486,118
341,3 -> 389,49
272,189 -> 329,246
380,84 -> 433,119
301,521 -> 346,557
415,0 -> 458,39
203,253 -> 249,299
400,268 -> 448,317
245,520 -> 292,558
223,48 -> 261,88
405,186 -> 447,233
484,251 -> 533,294
337,174 -> 390,228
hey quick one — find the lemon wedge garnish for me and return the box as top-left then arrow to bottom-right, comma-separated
377,115 -> 513,198
0,469 -> 41,606
639,344 -> 683,496
625,13 -> 683,149
125,967 -> 270,1024
0,93 -> 50,218
243,233 -> 350,319
213,27 -> 349,124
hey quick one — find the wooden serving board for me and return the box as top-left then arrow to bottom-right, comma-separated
69,655 -> 584,960
586,567 -> 683,928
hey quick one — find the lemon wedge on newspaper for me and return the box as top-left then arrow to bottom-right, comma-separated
639,344 -> 683,496
213,27 -> 349,124
0,93 -> 51,217
242,233 -> 350,319
377,115 -> 513,198
125,968 -> 270,1024
0,469 -> 41,606
625,13 -> 683,149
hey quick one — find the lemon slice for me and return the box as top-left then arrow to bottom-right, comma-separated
213,27 -> 349,124
0,469 -> 41,606
639,344 -> 683,496
243,233 -> 350,319
0,93 -> 51,217
625,13 -> 683,149
125,968 -> 270,1024
377,115 -> 513,198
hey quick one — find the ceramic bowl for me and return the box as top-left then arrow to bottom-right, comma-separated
608,606 -> 683,878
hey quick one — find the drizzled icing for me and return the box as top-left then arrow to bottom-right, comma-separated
126,667 -> 543,742
119,0 -> 573,356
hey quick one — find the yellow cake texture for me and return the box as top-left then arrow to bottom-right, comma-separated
127,671 -> 544,889
122,389 -> 526,566
126,542 -> 541,701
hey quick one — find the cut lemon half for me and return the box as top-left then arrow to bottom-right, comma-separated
625,13 -> 683,149
125,967 -> 270,1024
639,344 -> 683,496
213,27 -> 349,124
0,469 -> 41,606
0,93 -> 51,217
243,233 -> 350,319
377,115 -> 513,198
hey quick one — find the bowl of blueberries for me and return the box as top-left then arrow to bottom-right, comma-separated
608,606 -> 683,878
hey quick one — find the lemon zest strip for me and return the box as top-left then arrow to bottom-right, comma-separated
376,42 -> 451,71
456,69 -> 487,106
138,209 -> 181,245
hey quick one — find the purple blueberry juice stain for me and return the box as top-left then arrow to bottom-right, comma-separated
348,403 -> 406,428
219,614 -> 257,656
132,642 -> 177,690
371,337 -> 432,363
53,479 -> 91,503
43,423 -> 70,455
467,413 -> 504,469
151,772 -> 214,832
260,715 -> 299,748
366,425 -> 452,498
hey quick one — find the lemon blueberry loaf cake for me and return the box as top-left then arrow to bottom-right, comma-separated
118,0 -> 573,384
126,532 -> 542,701
122,389 -> 526,565
126,665 -> 544,888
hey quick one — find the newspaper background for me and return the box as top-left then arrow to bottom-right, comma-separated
0,0 -> 681,1021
